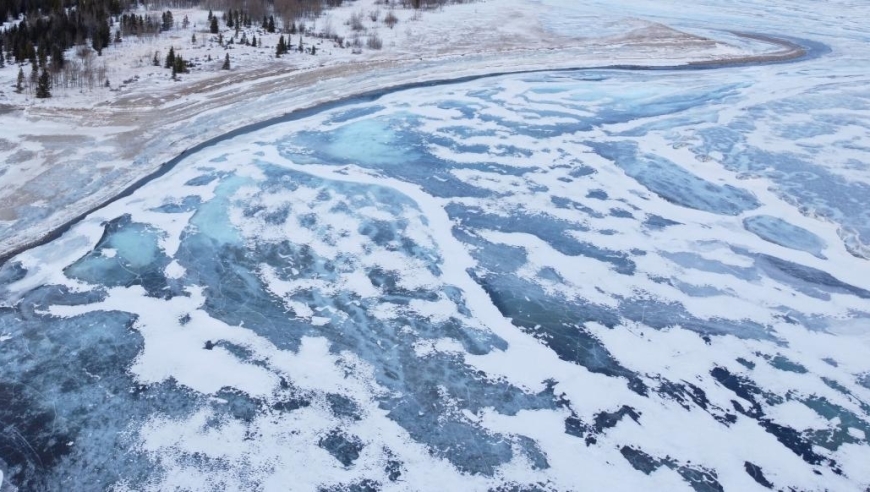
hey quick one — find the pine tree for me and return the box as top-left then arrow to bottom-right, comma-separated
311,44 -> 316,55
165,47 -> 175,68
174,56 -> 186,74
170,55 -> 186,79
267,15 -> 275,33
0,48 -> 4,68
37,45 -> 48,68
227,11 -> 234,28
36,68 -> 51,98
50,45 -> 65,72
210,16 -> 219,34
251,34 -> 256,47
92,20 -> 110,55
15,67 -> 24,93
208,9 -> 213,21
222,53 -> 230,70
276,35 -> 285,57
153,51 -> 160,66
162,11 -> 174,31
192,32 -> 197,44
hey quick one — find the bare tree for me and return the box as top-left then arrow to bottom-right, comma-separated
384,10 -> 398,28
348,10 -> 365,31
366,32 -> 383,50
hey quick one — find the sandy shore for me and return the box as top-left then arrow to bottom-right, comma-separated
0,24 -> 812,264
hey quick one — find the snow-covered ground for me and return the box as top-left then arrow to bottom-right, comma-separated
1,0 -> 870,491
0,0 -> 787,261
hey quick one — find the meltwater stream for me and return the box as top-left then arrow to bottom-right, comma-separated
2,36 -> 870,492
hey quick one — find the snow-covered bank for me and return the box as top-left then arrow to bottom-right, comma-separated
0,0 -> 796,262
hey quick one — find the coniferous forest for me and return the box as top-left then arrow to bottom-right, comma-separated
0,0 -> 477,97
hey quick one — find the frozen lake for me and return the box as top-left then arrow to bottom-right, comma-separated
2,2 -> 870,491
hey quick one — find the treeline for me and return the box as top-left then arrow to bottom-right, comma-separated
2,0 -> 478,99
1,0 -> 126,67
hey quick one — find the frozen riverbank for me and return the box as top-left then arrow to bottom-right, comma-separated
0,11 -> 808,264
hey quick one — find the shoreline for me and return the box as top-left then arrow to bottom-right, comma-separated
0,31 -> 823,266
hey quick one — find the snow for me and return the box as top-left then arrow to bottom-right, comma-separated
1,0 -> 870,491
0,0 -> 794,262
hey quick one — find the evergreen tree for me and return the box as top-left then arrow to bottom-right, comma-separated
208,10 -> 213,21
161,11 -> 173,31
92,20 -> 110,55
210,16 -> 219,34
222,53 -> 230,70
276,35 -> 285,57
165,46 -> 175,68
311,44 -> 316,55
192,32 -> 197,44
0,46 -> 4,68
38,41 -> 49,61
262,16 -> 268,29
153,51 -> 160,66
36,68 -> 51,98
226,11 -> 234,28
250,34 -> 256,47
37,44 -> 48,68
298,36 -> 303,53
267,15 -> 275,33
15,67 -> 24,93
50,44 -> 64,72
24,41 -> 36,65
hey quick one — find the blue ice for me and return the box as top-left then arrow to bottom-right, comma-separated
592,142 -> 761,215
743,215 -> 827,258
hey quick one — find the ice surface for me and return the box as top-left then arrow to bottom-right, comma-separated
2,2 -> 870,490
744,215 -> 827,258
